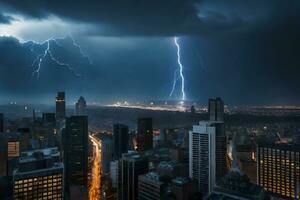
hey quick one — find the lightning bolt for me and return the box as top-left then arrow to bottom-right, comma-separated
170,37 -> 186,101
169,69 -> 179,97
31,37 -> 90,79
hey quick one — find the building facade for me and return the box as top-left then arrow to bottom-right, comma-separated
121,152 -> 149,200
257,144 -> 300,199
13,148 -> 63,200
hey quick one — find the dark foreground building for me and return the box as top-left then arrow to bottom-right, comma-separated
64,116 -> 88,195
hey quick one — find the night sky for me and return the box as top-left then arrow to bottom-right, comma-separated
0,0 -> 299,105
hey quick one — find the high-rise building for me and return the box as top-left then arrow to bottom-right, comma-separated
13,148 -> 63,199
64,116 -> 88,188
257,144 -> 300,199
121,152 -> 148,200
56,92 -> 66,121
0,113 -> 3,132
75,96 -> 87,115
208,97 -> 224,122
189,121 -> 227,196
138,172 -> 168,200
113,124 -> 129,160
136,118 -> 153,151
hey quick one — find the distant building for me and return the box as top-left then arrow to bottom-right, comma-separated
0,113 -> 3,132
136,118 -> 153,151
64,116 -> 88,189
171,177 -> 199,200
208,97 -> 224,122
121,152 -> 149,200
257,144 -> 300,199
113,124 -> 129,160
189,121 -> 227,196
56,92 -> 66,121
75,96 -> 87,115
13,148 -> 63,199
138,172 -> 168,200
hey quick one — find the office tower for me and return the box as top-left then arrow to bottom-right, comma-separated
42,113 -> 56,126
121,152 -> 149,200
171,177 -> 199,200
0,113 -> 3,132
113,124 -> 129,160
138,172 -> 168,200
136,118 -> 153,151
13,148 -> 63,199
75,96 -> 87,115
56,92 -> 66,121
64,116 -> 88,188
257,144 -> 300,199
189,121 -> 227,196
208,97 -> 224,122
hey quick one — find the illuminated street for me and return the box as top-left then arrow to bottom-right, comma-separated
89,134 -> 102,200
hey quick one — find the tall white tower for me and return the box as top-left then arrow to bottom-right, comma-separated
189,121 -> 226,196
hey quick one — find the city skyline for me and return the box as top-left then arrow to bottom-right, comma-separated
0,1 -> 299,200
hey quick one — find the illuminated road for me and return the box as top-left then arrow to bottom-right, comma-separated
89,134 -> 102,200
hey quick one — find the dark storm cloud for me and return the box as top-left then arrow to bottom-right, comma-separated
0,13 -> 14,24
0,0 -> 286,36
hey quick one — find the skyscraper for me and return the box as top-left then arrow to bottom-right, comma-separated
56,92 -> 66,121
208,97 -> 224,122
64,116 -> 88,188
75,96 -> 87,115
121,152 -> 148,200
257,144 -> 300,199
189,121 -> 227,196
0,113 -> 3,132
113,124 -> 129,160
136,118 -> 153,151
